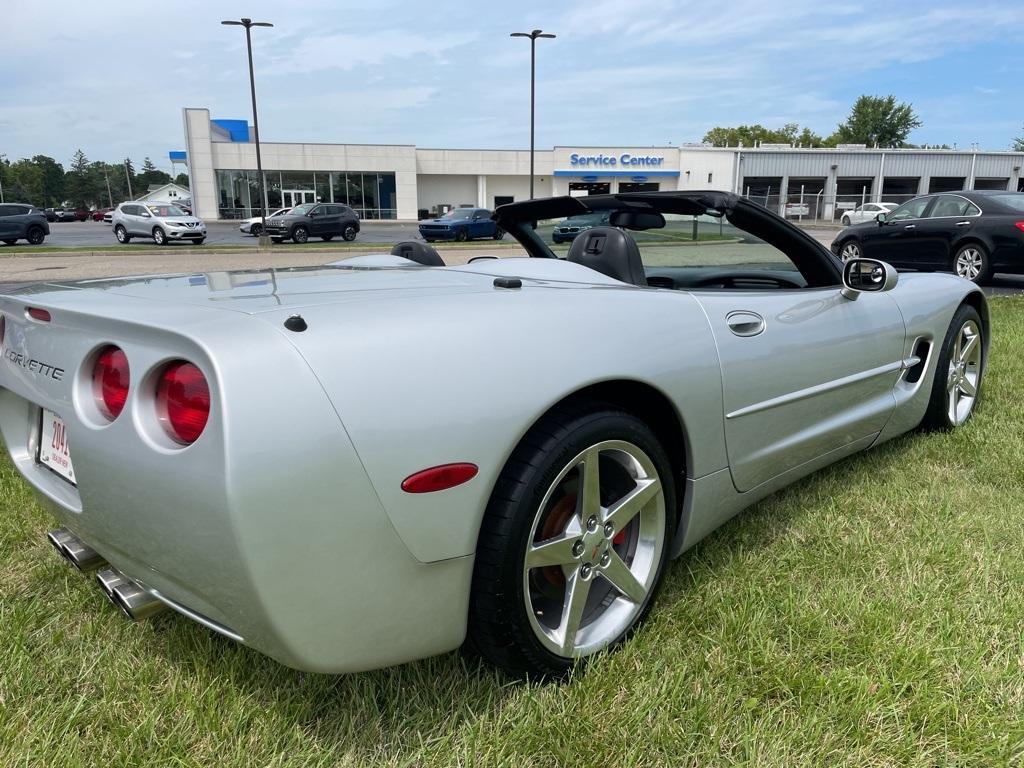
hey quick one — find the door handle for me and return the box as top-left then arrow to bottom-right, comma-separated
726,310 -> 765,337
955,220 -> 972,227
903,224 -> 916,230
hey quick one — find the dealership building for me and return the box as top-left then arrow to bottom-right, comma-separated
178,107 -> 1024,222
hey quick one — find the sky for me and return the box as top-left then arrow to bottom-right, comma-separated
2,0 -> 1023,172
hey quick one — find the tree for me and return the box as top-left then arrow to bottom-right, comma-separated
65,149 -> 95,207
1013,127 -> 1024,152
30,155 -> 65,207
173,173 -> 190,189
137,156 -> 172,190
5,159 -> 44,204
830,95 -> 922,148
702,123 -> 825,147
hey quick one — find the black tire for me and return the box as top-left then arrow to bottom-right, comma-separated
841,215 -> 851,226
493,227 -> 505,240
952,242 -> 992,284
342,225 -> 357,242
424,238 -> 435,243
455,227 -> 469,243
114,225 -> 130,244
3,239 -> 16,246
26,226 -> 46,245
153,227 -> 167,246
250,224 -> 262,237
467,402 -> 677,679
292,226 -> 309,244
321,235 -> 334,242
920,303 -> 985,431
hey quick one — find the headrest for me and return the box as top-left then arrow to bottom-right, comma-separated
566,227 -> 647,286
391,241 -> 445,266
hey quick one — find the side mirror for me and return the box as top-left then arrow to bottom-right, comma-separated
842,258 -> 897,300
141,211 -> 151,218
875,212 -> 887,224
309,210 -> 318,217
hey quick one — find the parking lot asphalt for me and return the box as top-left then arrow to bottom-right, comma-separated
36,219 -> 424,248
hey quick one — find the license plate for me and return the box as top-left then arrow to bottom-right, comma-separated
38,409 -> 76,485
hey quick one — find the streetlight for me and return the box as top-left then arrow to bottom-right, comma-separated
510,29 -> 555,199
222,17 -> 273,244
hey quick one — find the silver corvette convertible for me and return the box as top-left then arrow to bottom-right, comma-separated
0,191 -> 988,677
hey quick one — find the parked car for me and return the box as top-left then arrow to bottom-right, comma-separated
240,208 -> 291,237
103,210 -> 114,224
0,203 -> 50,245
263,202 -> 359,244
54,208 -> 88,222
839,202 -> 897,227
831,190 -> 1024,283
418,207 -> 503,242
0,190 -> 988,678
92,207 -> 115,222
43,208 -> 58,223
111,201 -> 207,245
551,211 -> 612,244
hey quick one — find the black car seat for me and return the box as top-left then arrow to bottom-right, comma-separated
391,241 -> 445,266
566,226 -> 647,286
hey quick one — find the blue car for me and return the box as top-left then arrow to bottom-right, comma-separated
418,208 -> 504,242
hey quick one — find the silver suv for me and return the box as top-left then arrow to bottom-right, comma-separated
111,201 -> 207,246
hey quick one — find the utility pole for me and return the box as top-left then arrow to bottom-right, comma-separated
510,29 -> 556,199
124,160 -> 133,199
104,169 -> 113,207
222,16 -> 274,245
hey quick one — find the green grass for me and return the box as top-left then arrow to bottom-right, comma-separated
2,299 -> 1024,767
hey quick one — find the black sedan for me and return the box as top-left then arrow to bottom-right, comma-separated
831,190 -> 1024,284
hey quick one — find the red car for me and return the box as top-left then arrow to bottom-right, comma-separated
92,207 -> 115,221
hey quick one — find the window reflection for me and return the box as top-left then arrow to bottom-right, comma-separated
215,169 -> 397,219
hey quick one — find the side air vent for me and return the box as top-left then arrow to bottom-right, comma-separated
904,338 -> 931,383
646,276 -> 675,289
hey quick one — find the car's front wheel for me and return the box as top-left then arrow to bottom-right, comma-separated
342,225 -> 357,242
455,227 -> 469,242
921,303 -> 985,430
953,243 -> 991,284
250,224 -> 262,237
841,215 -> 851,226
114,225 -> 130,244
292,226 -> 309,244
153,227 -> 167,246
467,402 -> 675,678
839,240 -> 862,261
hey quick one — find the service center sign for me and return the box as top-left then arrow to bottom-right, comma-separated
569,153 -> 665,167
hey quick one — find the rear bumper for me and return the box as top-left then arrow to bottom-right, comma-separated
0,301 -> 471,673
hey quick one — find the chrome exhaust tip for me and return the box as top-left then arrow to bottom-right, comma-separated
96,567 -> 168,621
47,527 -> 107,571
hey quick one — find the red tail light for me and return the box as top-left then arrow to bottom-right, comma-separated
401,463 -> 478,493
27,307 -> 51,322
92,346 -> 130,420
1015,221 -> 1024,233
156,361 -> 210,445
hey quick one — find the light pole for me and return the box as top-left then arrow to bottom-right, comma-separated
222,16 -> 273,244
510,29 -> 555,199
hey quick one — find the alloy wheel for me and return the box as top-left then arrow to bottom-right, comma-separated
840,242 -> 861,261
946,319 -> 982,425
955,248 -> 984,281
523,440 -> 666,658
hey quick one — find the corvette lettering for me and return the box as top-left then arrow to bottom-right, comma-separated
4,348 -> 65,381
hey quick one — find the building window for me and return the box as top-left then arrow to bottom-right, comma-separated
216,169 -> 397,219
707,173 -> 713,184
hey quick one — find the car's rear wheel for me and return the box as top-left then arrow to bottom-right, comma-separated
3,239 -> 16,246
467,402 -> 675,678
26,226 -> 45,245
493,227 -> 505,240
250,224 -> 262,237
292,226 -> 309,244
114,225 -> 130,244
841,215 -> 851,226
921,304 -> 985,430
153,227 -> 167,246
953,243 -> 991,284
342,225 -> 357,242
839,240 -> 862,261
455,227 -> 468,242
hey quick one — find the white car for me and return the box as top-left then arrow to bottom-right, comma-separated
840,202 -> 897,226
240,208 -> 291,236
